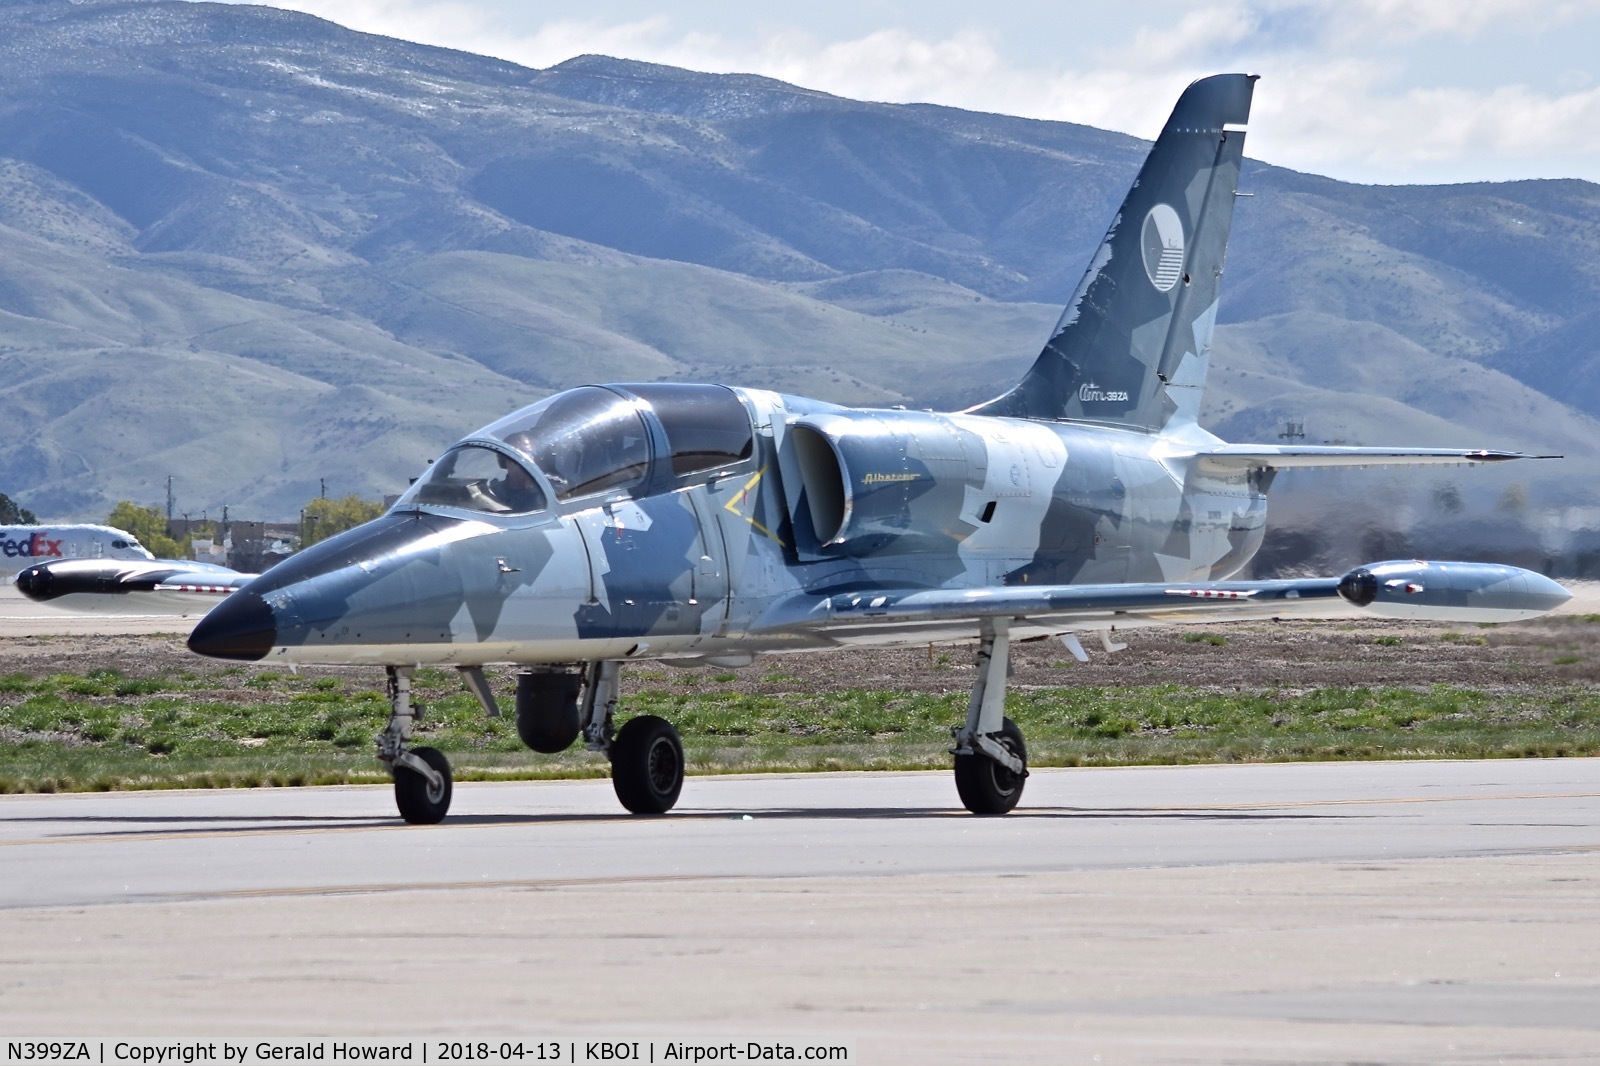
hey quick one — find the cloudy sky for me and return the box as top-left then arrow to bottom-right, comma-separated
213,0 -> 1600,186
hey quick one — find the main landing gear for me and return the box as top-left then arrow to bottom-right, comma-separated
376,661 -> 688,824
950,619 -> 1029,814
574,661 -> 685,814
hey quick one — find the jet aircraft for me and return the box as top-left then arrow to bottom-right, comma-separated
167,73 -> 1566,823
14,557 -> 251,614
1,524 -> 155,578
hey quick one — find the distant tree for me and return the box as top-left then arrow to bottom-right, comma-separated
301,494 -> 384,547
106,501 -> 185,559
0,493 -> 38,524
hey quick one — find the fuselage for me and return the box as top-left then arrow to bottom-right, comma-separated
0,524 -> 155,577
194,383 -> 1269,667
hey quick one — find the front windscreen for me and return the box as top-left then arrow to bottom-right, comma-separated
481,387 -> 651,501
397,444 -> 547,515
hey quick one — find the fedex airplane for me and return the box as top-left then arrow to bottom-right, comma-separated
8,524 -> 246,614
1,524 -> 155,578
23,75 -> 1571,823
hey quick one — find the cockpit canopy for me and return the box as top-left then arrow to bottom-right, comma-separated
396,384 -> 755,517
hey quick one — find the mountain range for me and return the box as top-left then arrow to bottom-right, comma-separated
1,0 -> 1597,570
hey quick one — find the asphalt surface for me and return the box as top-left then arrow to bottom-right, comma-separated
4,581 -> 1600,1063
2,762 -> 1598,1064
0,581 -> 191,634
3,759 -> 1599,908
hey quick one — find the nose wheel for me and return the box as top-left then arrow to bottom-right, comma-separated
610,714 -> 685,814
394,746 -> 453,824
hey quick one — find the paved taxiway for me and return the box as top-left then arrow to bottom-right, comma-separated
4,583 -> 1599,1062
0,582 -> 193,634
3,761 -> 1598,1063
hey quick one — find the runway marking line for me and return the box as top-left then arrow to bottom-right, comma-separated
2,790 -> 1598,848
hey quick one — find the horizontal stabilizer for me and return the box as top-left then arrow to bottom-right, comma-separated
1192,445 -> 1558,472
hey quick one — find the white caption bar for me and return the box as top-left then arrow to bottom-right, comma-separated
3,1040 -> 855,1066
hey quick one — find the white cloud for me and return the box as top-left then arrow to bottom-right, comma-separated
1110,5 -> 1260,68
1328,0 -> 1600,43
1268,78 -> 1600,179
209,0 -> 1600,183
752,28 -> 1006,104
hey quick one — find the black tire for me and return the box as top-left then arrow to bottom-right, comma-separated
954,717 -> 1027,815
394,746 -> 453,824
610,715 -> 684,814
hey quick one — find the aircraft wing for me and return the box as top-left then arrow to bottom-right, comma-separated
1192,445 -> 1556,471
752,561 -> 1569,646
13,558 -> 253,616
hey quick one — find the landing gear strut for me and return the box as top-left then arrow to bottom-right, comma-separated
951,619 -> 1028,814
379,666 -> 453,824
577,661 -> 686,814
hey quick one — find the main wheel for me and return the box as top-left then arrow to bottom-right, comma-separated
610,715 -> 684,814
954,717 -> 1027,815
394,746 -> 453,824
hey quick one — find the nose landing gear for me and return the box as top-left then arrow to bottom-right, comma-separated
377,659 -> 691,824
378,666 -> 454,824
393,745 -> 453,824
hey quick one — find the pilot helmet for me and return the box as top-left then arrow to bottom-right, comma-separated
500,431 -> 539,463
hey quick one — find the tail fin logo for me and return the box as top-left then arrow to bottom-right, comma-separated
1141,204 -> 1185,292
1078,382 -> 1130,403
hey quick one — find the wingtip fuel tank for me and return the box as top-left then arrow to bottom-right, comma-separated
1338,560 -> 1571,623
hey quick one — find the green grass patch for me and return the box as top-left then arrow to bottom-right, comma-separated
6,670 -> 1600,793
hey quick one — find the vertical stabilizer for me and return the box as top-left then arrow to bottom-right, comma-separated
967,73 -> 1256,431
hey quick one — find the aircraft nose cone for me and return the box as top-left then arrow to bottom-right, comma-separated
13,565 -> 52,601
1525,571 -> 1573,612
188,591 -> 277,661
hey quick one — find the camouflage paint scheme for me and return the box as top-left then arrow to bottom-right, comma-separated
185,74 -> 1567,673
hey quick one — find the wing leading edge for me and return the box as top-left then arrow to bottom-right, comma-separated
753,560 -> 1569,647
1192,445 -> 1558,472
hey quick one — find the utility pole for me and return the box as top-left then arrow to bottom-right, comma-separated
165,475 -> 174,523
320,477 -> 327,500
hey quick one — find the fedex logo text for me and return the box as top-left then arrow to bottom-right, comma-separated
1,533 -> 64,559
